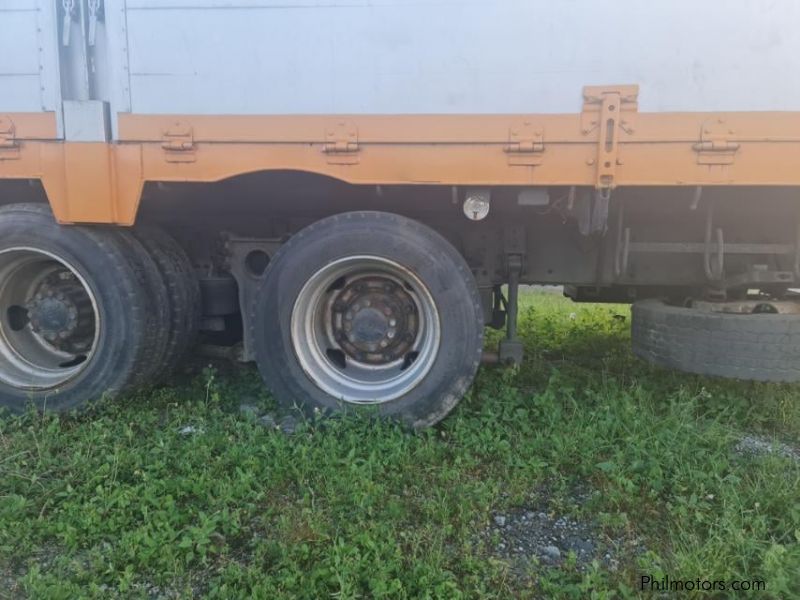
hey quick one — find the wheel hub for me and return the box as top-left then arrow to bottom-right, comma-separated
332,276 -> 418,364
25,272 -> 94,354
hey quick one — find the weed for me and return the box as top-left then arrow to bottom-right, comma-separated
0,292 -> 798,598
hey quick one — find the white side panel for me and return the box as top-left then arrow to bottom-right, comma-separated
0,0 -> 61,115
120,0 -> 800,117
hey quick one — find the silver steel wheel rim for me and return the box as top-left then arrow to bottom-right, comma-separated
291,255 -> 441,404
0,247 -> 99,390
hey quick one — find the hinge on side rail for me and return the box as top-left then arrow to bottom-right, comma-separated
0,117 -> 20,161
582,85 -> 638,192
323,121 -> 359,165
694,118 -> 739,165
161,122 -> 196,163
505,121 -> 544,166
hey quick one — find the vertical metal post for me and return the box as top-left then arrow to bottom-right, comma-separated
498,254 -> 524,365
506,258 -> 520,341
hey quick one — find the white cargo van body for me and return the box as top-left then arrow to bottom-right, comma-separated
2,0 -> 800,421
3,0 -> 800,138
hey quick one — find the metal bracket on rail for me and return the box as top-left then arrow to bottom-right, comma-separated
505,120 -> 545,166
582,85 -> 638,195
694,118 -> 739,166
323,120 -> 360,165
162,122 -> 196,163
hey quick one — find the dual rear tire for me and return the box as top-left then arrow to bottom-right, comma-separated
0,204 -> 198,414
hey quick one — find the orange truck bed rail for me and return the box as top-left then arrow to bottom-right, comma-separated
3,86 -> 800,224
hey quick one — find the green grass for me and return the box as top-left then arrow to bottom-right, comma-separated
1,292 -> 799,598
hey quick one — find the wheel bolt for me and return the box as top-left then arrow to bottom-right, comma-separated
389,318 -> 397,327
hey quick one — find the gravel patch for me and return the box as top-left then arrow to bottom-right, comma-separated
482,491 -> 646,580
487,507 -> 602,570
734,434 -> 800,462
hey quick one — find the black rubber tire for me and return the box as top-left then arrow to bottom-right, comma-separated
104,229 -> 172,388
632,299 -> 800,382
132,225 -> 201,381
0,204 -> 153,413
250,211 -> 484,428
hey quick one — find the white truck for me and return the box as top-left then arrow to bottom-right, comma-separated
1,0 -> 799,426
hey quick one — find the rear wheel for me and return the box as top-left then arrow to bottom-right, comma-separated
250,211 -> 484,428
132,225 -> 201,380
0,204 -> 154,413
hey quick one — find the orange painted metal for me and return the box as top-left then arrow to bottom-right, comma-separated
2,87 -> 800,225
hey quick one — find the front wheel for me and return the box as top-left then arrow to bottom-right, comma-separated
250,211 -> 484,428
